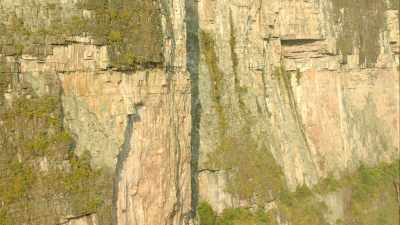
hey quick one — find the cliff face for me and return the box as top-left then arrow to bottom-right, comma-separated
1,0 -> 192,224
195,1 -> 399,224
196,0 -> 399,210
0,0 -> 399,225
18,43 -> 192,225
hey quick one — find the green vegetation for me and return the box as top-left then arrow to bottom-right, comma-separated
279,185 -> 328,225
208,129 -> 285,205
200,32 -> 326,223
0,0 -> 163,69
201,31 -> 285,205
228,10 -> 247,112
108,30 -> 123,43
0,80 -> 112,225
229,11 -> 239,89
200,30 -> 279,223
199,38 -> 399,223
198,161 -> 399,225
315,161 -> 400,225
199,43 -> 398,223
77,0 -> 164,69
200,31 -> 228,132
198,202 -> 270,225
198,202 -> 217,225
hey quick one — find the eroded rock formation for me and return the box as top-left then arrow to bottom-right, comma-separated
0,0 -> 398,225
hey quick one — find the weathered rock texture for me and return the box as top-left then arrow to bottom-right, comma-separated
0,56 -> 112,225
196,0 -> 399,216
0,0 -> 399,225
1,0 -> 192,225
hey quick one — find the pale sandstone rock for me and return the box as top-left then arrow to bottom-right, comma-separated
1,0 -> 399,224
19,46 -> 193,225
198,170 -> 233,213
196,0 -> 399,217
3,1 -> 193,224
113,70 -> 191,225
319,189 -> 348,224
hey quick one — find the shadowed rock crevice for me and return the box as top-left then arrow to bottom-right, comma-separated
281,39 -> 324,46
112,103 -> 143,225
185,0 -> 201,220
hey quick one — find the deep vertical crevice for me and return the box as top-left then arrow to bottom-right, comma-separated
112,104 -> 142,225
185,0 -> 200,221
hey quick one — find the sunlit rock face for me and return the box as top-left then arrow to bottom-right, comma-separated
1,0 -> 192,224
0,0 -> 399,224
196,0 -> 399,215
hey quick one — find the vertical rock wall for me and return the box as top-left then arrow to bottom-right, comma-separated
0,0 -> 399,224
1,0 -> 193,224
196,0 -> 399,213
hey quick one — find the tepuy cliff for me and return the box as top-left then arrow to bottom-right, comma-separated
0,0 -> 399,225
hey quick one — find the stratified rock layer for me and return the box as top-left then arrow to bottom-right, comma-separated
196,0 -> 399,215
0,0 -> 399,224
1,0 -> 192,224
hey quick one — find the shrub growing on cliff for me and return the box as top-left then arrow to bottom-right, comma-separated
108,30 -> 123,43
77,0 -> 164,68
310,160 -> 400,225
198,201 -> 217,225
201,32 -> 286,207
218,208 -> 269,225
198,202 -> 270,225
198,161 -> 399,225
0,89 -> 112,225
345,161 -> 399,225
279,185 -> 328,225
0,0 -> 163,68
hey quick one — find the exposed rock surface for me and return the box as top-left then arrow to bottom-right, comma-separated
196,0 -> 399,216
1,0 -> 192,224
0,0 -> 399,225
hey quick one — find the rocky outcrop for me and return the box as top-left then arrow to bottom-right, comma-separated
0,0 -> 399,225
195,0 -> 399,216
1,0 -> 193,225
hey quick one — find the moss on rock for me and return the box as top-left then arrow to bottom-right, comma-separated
0,77 -> 112,225
78,0 -> 164,69
198,201 -> 270,225
200,31 -> 286,206
0,0 -> 164,69
198,161 -> 399,225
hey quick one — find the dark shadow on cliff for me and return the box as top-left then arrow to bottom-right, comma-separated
112,103 -> 142,225
185,0 -> 201,221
